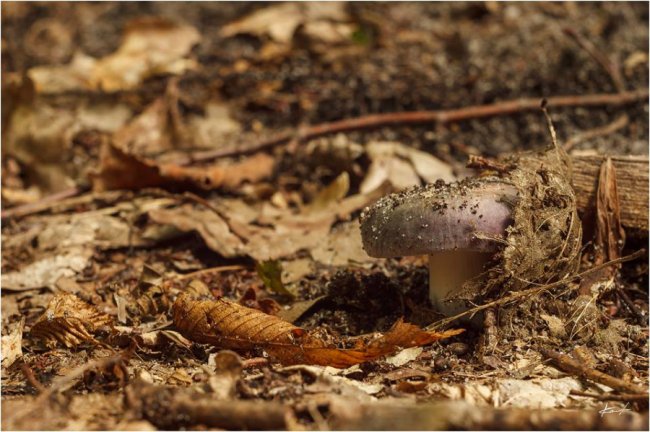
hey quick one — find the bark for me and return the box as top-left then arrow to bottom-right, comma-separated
572,155 -> 648,231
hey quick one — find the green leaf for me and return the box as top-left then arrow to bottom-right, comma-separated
256,260 -> 294,298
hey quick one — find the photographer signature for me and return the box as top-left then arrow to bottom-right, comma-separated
599,402 -> 631,417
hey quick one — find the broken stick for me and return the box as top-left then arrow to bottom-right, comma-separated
540,348 -> 648,395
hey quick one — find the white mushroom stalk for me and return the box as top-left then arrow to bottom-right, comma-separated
360,178 -> 518,316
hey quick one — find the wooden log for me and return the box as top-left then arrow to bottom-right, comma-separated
571,154 -> 648,231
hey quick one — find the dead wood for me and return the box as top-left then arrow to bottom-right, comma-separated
540,348 -> 649,395
327,398 -> 649,431
126,380 -> 288,430
184,88 -> 649,163
570,389 -> 650,404
572,155 -> 649,231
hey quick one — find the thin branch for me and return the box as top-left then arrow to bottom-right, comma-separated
541,348 -> 648,394
1,185 -> 87,221
615,285 -> 646,326
563,27 -> 626,92
20,363 -> 46,394
564,114 -> 629,151
183,88 -> 648,164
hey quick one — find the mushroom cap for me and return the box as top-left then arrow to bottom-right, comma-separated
359,178 -> 517,258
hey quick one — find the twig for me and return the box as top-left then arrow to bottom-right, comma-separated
541,348 -> 648,394
564,114 -> 629,151
183,88 -> 649,164
1,185 -> 87,221
563,28 -> 626,92
615,285 -> 646,325
127,380 -> 288,430
427,249 -> 646,330
570,389 -> 649,403
242,357 -> 270,369
20,363 -> 46,394
176,265 -> 245,281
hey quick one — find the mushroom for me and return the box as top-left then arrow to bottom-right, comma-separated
359,178 -> 518,316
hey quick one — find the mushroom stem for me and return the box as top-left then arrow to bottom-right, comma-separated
428,251 -> 492,316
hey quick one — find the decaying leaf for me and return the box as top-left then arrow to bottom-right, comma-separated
147,179 -> 389,261
303,171 -> 350,214
277,295 -> 328,323
579,158 -> 625,294
93,17 -> 200,92
1,317 -> 25,368
256,260 -> 294,298
1,248 -> 92,291
130,266 -> 171,318
360,141 -> 455,193
148,204 -> 245,258
310,220 -> 377,266
206,350 -> 243,399
220,2 -> 350,44
27,18 -> 200,94
91,140 -> 275,192
30,293 -> 113,348
188,101 -> 242,150
173,293 -> 463,368
4,100 -> 131,194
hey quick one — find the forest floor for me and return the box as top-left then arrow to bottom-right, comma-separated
1,2 -> 649,430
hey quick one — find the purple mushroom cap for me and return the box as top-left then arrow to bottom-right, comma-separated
359,178 -> 518,258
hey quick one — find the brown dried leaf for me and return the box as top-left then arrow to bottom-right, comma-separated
1,317 -> 25,368
26,18 -> 199,94
91,140 -> 274,192
148,182 -> 389,261
220,2 -> 349,44
30,294 -> 112,348
595,158 -> 625,262
579,158 -> 625,293
173,293 -> 463,368
92,17 -> 200,92
148,204 -> 245,258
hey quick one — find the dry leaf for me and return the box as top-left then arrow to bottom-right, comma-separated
30,294 -> 112,348
26,18 -> 200,94
277,295 -> 328,323
360,141 -> 455,193
147,181 -> 388,261
1,317 -> 25,368
91,140 -> 274,191
27,52 -> 97,94
92,17 -> 200,92
189,101 -> 242,150
148,204 -> 245,258
127,266 -> 171,319
1,248 -> 92,291
112,98 -> 174,156
310,220 -> 377,266
303,171 -> 350,214
173,293 -> 463,368
579,158 -> 625,294
220,2 -> 349,44
5,100 -> 131,194
207,350 -> 243,399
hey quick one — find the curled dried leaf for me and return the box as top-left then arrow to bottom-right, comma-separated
173,293 -> 462,368
31,294 -> 112,348
129,266 -> 171,319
